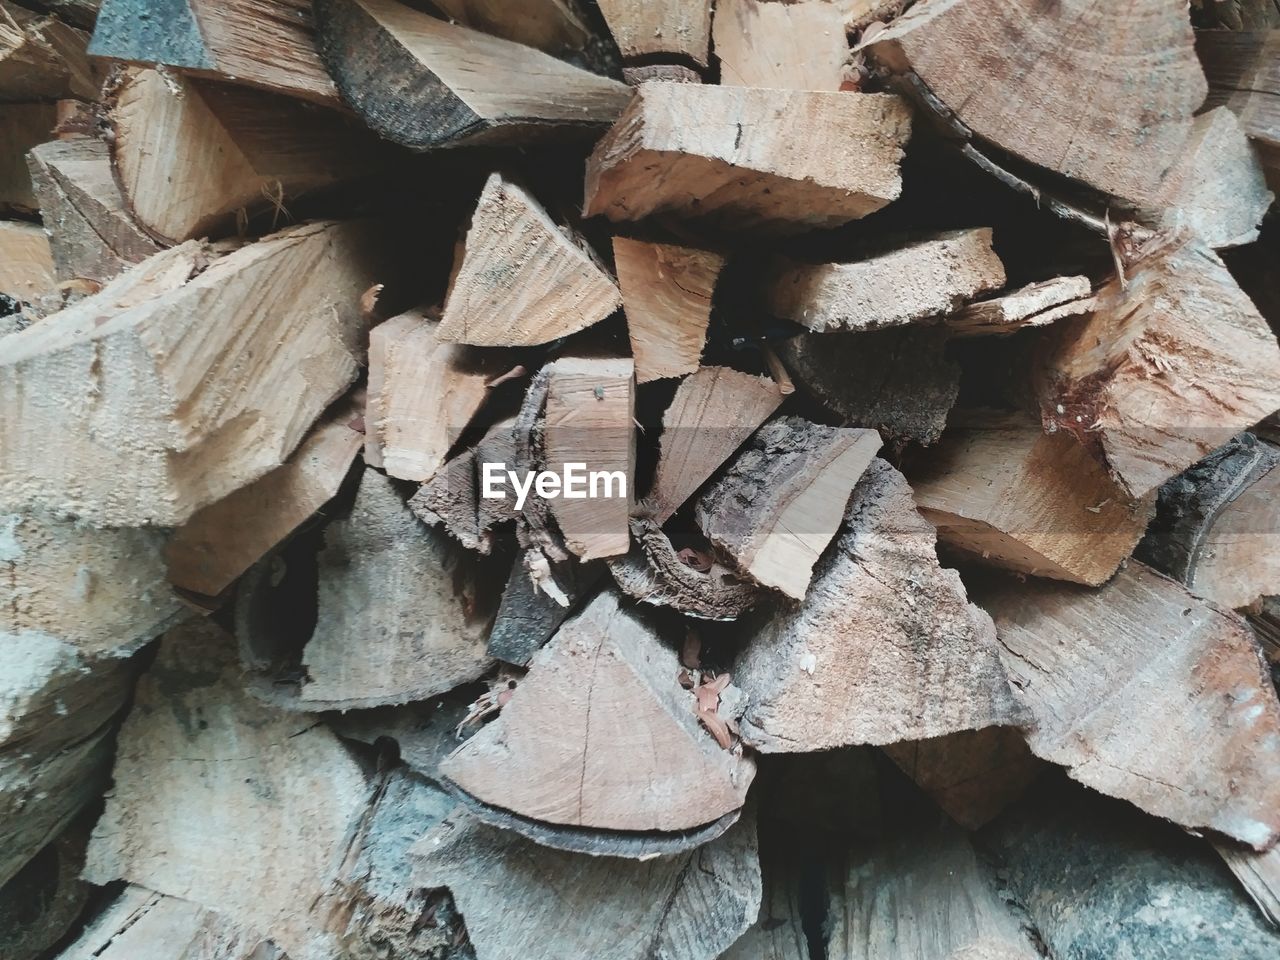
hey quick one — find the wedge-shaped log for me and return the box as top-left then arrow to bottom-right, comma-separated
585,84 -> 912,232
614,237 -> 723,382
0,1 -> 97,102
733,459 -> 1023,752
1038,229 -> 1280,499
1197,29 -> 1280,190
714,0 -> 850,91
595,0 -> 711,66
0,221 -> 388,526
438,174 -> 620,347
978,561 -> 1280,849
910,413 -> 1152,586
314,0 -> 630,150
412,808 -> 761,960
441,590 -> 756,835
943,275 -> 1093,337
765,229 -> 1005,333
89,0 -> 340,107
697,417 -> 881,600
0,220 -> 53,301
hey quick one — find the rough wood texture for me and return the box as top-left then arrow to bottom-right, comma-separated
584,84 -> 912,232
441,590 -> 756,834
314,0 -> 630,150
720,843 -> 807,960
84,621 -> 369,960
1038,229 -> 1280,499
0,220 -> 54,300
1216,842 -> 1280,929
697,417 -> 881,600
430,0 -> 590,54
866,0 -> 1206,203
0,221 -> 388,526
944,275 -> 1093,337
108,67 -> 378,243
27,138 -> 160,285
89,0 -> 340,106
415,809 -> 759,959
910,412 -> 1153,586
165,395 -> 363,597
544,356 -> 635,560
827,825 -> 1041,960
596,0 -> 711,65
713,0 -> 850,91
733,459 -> 1023,752
0,1 -> 97,102
438,174 -> 620,347
487,556 -> 604,666
0,102 -> 56,212
765,229 -> 1005,333
1198,29 -> 1280,189
977,561 -> 1280,850
614,237 -> 723,382
646,366 -> 783,524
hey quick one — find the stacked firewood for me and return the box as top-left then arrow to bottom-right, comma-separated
3,1 -> 1280,958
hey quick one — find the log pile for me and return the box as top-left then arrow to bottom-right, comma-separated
2,1 -> 1280,958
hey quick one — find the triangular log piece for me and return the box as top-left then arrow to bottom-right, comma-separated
614,237 -> 724,382
55,886 -> 286,960
26,138 -> 161,286
880,726 -> 1043,830
864,0 -> 1205,203
1197,29 -> 1280,190
544,356 -> 635,560
1037,229 -> 1280,499
440,590 -> 756,834
976,561 -> 1280,849
430,0 -> 592,56
1215,841 -> 1280,928
826,824 -> 1042,960
595,0 -> 712,66
165,394 -> 364,599
0,221 -> 390,526
732,458 -> 1024,752
780,327 -> 959,445
0,220 -> 54,302
83,620 -> 371,960
1137,433 -> 1280,609
943,275 -> 1093,337
0,1 -> 97,101
409,417 -> 518,554
909,412 -> 1153,586
313,0 -> 630,150
488,556 -> 605,666
584,84 -> 912,233
107,67 -> 381,243
296,467 -> 498,709
89,0 -> 341,107
696,417 -> 882,600
1,103 -> 56,213
437,174 -> 621,346
646,366 -> 783,525
764,229 -> 1005,334
713,0 -> 851,91
411,807 -> 761,960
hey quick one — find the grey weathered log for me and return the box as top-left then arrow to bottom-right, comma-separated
488,556 -> 605,666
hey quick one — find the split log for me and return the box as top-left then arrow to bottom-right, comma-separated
881,726 -> 1043,830
0,1 -> 97,102
976,561 -> 1280,849
440,590 -> 756,838
430,0 -> 591,56
614,236 -> 724,382
165,394 -> 363,598
780,327 -> 959,445
827,824 -> 1041,960
764,229 -> 1005,333
909,412 -> 1153,586
1216,842 -> 1280,929
26,138 -> 161,285
621,63 -> 700,84
0,220 -> 54,301
107,67 -> 380,243
1038,229 -> 1280,499
1138,433 -> 1280,609
89,0 -> 340,107
943,275 -> 1093,338
313,0 -> 630,150
713,0 -> 850,91
696,417 -> 882,600
1197,29 -> 1280,189
56,886 -> 286,960
487,556 -> 605,665
0,102 -> 56,212
437,173 -> 621,347
595,0 -> 711,66
645,366 -> 783,525
0,221 -> 390,526
543,356 -> 635,560
584,84 -> 912,232
0,828 -> 91,960
84,620 -> 370,960
412,807 -> 761,960
732,458 -> 1024,752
